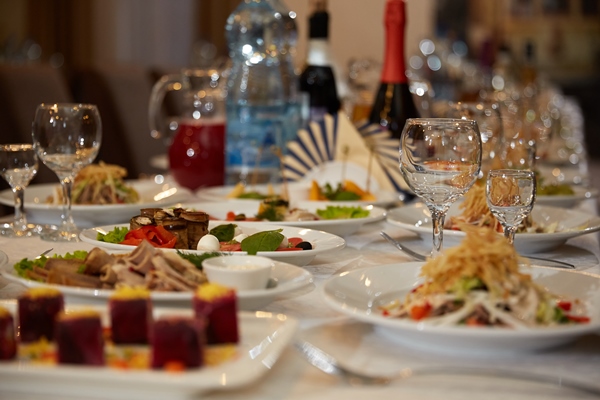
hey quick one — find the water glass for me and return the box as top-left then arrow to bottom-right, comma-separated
399,118 -> 482,257
0,144 -> 38,237
32,103 -> 102,242
486,169 -> 536,245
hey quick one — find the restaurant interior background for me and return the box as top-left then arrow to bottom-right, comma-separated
0,0 -> 599,215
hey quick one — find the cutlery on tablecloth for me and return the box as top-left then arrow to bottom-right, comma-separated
379,231 -> 576,269
294,339 -> 600,395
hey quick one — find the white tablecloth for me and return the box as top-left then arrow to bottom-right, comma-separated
0,199 -> 599,400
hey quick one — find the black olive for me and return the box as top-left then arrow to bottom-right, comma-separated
296,241 -> 312,250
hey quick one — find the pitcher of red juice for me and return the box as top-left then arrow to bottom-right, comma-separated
149,68 -> 226,190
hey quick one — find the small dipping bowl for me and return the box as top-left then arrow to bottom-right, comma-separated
202,255 -> 274,291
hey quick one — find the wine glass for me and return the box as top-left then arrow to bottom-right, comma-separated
32,103 -> 102,241
441,100 -> 504,178
0,144 -> 38,237
486,169 -> 536,245
399,118 -> 482,257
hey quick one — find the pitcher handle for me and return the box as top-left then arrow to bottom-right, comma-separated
148,73 -> 185,141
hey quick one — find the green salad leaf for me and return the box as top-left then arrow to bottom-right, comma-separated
97,227 -> 129,243
210,224 -> 237,242
316,205 -> 370,220
13,250 -> 89,279
321,183 -> 361,201
241,229 -> 284,255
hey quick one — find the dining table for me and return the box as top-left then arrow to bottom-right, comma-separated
0,177 -> 599,400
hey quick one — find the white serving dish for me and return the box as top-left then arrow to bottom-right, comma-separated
0,179 -> 192,228
202,255 -> 274,291
386,202 -> 600,254
79,221 -> 345,267
180,201 -> 386,237
322,262 -> 600,355
0,250 -> 314,311
0,302 -> 297,400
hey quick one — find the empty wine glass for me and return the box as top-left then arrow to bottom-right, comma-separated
441,100 -> 504,177
32,103 -> 102,242
0,144 -> 38,237
486,169 -> 536,245
399,118 -> 482,257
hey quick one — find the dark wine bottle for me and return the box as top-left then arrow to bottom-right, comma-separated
368,0 -> 419,139
299,0 -> 341,123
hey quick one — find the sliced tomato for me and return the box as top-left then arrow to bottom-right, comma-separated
226,211 -> 237,221
567,315 -> 590,324
288,237 -> 303,248
409,303 -> 432,320
220,242 -> 242,252
122,226 -> 177,248
557,301 -> 572,312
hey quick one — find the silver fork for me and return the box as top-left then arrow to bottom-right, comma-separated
294,339 -> 600,395
380,231 -> 576,269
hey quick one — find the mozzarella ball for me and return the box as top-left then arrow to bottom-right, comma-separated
278,236 -> 289,249
233,226 -> 243,237
233,233 -> 248,242
196,234 -> 221,251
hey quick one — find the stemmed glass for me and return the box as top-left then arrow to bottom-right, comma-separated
32,103 -> 102,242
486,169 -> 536,245
0,144 -> 39,237
399,118 -> 482,257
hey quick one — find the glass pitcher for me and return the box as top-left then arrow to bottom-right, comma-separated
149,68 -> 226,190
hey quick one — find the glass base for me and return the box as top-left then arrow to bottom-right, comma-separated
39,228 -> 81,242
0,222 -> 56,238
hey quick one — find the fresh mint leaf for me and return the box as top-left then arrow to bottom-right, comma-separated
241,229 -> 284,255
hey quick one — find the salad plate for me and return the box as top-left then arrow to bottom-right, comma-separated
0,179 -> 192,228
180,201 -> 386,237
386,202 -> 600,253
322,262 -> 600,355
535,186 -> 598,208
0,303 -> 298,400
196,182 -> 401,208
79,221 -> 346,267
1,257 -> 314,310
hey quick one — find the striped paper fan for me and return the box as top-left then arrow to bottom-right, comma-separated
283,116 -> 339,181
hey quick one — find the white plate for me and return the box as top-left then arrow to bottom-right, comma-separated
180,201 -> 386,237
196,182 -> 402,208
0,303 -> 297,400
386,202 -> 600,253
322,262 -> 600,355
536,186 -> 599,208
0,179 -> 193,228
1,257 -> 313,310
80,221 -> 346,267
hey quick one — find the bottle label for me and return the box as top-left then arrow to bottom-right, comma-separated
380,0 -> 408,84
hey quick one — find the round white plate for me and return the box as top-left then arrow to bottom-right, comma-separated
0,179 -> 192,228
1,255 -> 314,310
180,201 -> 386,237
196,182 -> 402,208
0,304 -> 297,399
322,262 -> 600,355
79,221 -> 346,267
386,202 -> 600,253
535,186 -> 598,208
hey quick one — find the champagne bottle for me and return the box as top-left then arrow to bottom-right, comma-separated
299,0 -> 341,123
368,0 -> 419,139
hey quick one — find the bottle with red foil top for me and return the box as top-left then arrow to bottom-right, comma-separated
368,0 -> 419,139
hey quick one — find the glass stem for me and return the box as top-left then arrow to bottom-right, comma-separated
59,175 -> 77,231
12,186 -> 27,231
503,225 -> 517,245
430,207 -> 446,258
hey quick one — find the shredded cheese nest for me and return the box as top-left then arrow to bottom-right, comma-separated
409,226 -> 533,302
447,184 -> 500,230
